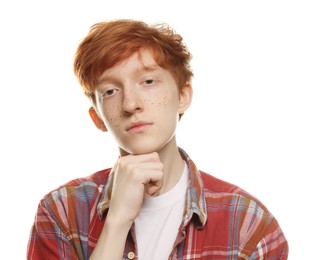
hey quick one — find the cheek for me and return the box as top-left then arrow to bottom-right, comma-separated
148,90 -> 172,108
102,105 -> 122,127
153,90 -> 179,111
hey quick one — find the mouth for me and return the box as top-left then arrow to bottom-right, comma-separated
126,121 -> 153,133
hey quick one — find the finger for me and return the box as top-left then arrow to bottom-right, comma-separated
146,181 -> 162,196
141,170 -> 163,195
119,152 -> 160,165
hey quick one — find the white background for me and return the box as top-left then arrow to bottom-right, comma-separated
0,0 -> 311,259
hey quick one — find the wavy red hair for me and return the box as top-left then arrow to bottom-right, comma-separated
73,19 -> 193,102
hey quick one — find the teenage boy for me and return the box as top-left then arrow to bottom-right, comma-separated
27,19 -> 288,259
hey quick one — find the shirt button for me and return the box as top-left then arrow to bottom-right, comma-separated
127,251 -> 135,259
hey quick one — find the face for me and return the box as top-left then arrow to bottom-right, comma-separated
91,49 -> 191,155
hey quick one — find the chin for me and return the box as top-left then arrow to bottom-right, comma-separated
121,146 -> 158,156
119,140 -> 168,156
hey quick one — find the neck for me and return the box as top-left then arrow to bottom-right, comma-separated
156,138 -> 185,195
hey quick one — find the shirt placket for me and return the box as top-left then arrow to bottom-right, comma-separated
123,224 -> 138,260
169,229 -> 187,260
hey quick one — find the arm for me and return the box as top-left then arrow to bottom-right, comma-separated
89,215 -> 132,259
90,152 -> 163,259
249,218 -> 289,259
237,209 -> 288,260
28,178 -> 102,260
27,200 -> 79,259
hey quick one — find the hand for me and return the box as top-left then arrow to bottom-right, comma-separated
108,152 -> 164,227
90,152 -> 164,259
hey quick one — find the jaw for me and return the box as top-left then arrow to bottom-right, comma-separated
117,132 -> 178,157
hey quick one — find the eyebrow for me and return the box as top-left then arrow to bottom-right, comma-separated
97,64 -> 161,86
96,76 -> 120,87
140,64 -> 160,72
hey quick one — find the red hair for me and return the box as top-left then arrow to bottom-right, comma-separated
73,19 -> 193,101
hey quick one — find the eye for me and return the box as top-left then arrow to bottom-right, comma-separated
145,79 -> 154,85
102,88 -> 119,97
142,78 -> 158,87
106,89 -> 116,96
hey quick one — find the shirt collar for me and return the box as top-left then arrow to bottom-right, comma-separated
179,148 -> 207,228
97,148 -> 207,228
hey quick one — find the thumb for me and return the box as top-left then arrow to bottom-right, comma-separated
145,179 -> 163,196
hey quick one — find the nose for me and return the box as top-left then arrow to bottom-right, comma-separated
122,87 -> 143,114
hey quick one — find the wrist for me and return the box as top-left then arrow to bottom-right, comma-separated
105,212 -> 133,233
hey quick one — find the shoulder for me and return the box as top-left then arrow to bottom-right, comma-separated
58,168 -> 111,189
41,168 -> 111,209
30,169 -> 112,253
198,171 -> 288,258
199,170 -> 270,213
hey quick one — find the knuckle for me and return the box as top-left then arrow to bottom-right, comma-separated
150,152 -> 160,161
132,169 -> 143,182
159,162 -> 164,170
124,163 -> 134,174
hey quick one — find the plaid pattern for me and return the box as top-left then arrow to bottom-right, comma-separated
27,149 -> 288,259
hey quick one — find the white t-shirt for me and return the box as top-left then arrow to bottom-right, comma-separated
134,162 -> 188,260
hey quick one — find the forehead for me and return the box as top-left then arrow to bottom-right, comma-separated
97,49 -> 161,82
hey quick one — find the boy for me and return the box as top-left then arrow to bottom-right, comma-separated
27,19 -> 288,259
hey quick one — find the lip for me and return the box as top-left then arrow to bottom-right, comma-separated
126,121 -> 153,133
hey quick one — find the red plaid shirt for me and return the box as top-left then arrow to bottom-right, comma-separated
27,149 -> 288,259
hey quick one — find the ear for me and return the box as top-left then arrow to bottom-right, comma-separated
88,107 -> 108,132
178,83 -> 193,115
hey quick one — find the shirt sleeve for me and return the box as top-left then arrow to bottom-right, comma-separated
27,198 -> 79,260
238,212 -> 289,259
249,218 -> 289,259
27,172 -> 109,259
